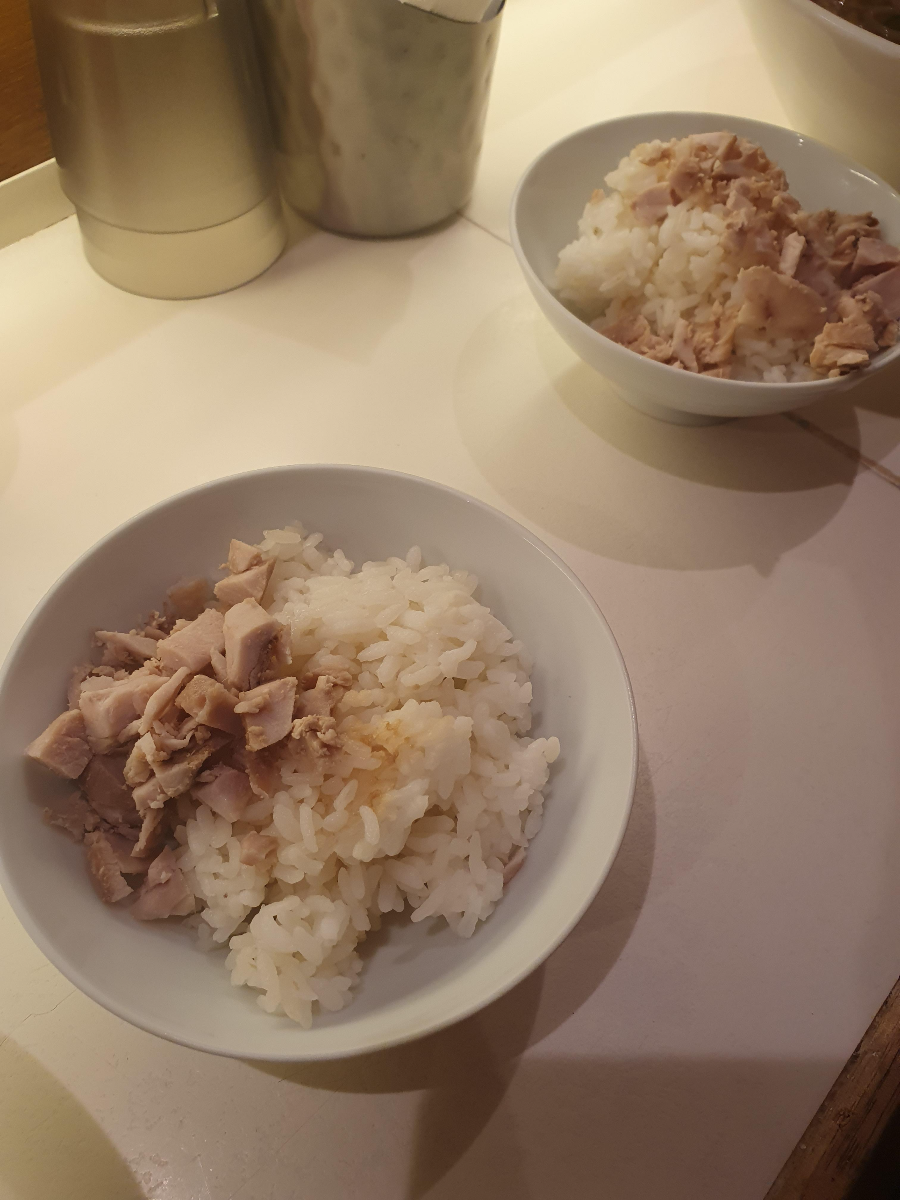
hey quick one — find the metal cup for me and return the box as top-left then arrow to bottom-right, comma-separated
250,0 -> 504,237
30,0 -> 287,298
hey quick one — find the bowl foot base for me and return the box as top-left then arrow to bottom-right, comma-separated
617,390 -> 730,426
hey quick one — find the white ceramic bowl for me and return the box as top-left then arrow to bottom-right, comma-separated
0,465 -> 637,1061
740,0 -> 900,192
510,111 -> 900,426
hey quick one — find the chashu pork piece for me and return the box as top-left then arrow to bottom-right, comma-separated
811,292 -> 898,374
224,539 -> 263,575
239,832 -> 278,866
150,732 -> 227,799
631,182 -> 672,226
235,677 -> 297,751
853,264 -> 900,320
214,559 -> 275,609
292,714 -> 341,758
193,764 -> 253,821
850,237 -> 900,283
296,671 -> 353,719
81,755 -> 141,829
733,265 -> 827,341
79,668 -> 167,749
43,790 -> 100,841
130,846 -> 195,920
26,709 -> 93,780
176,674 -> 241,735
223,598 -> 288,691
132,808 -> 167,859
156,608 -> 225,674
84,831 -> 133,903
138,666 -> 191,735
778,231 -> 806,278
94,630 -> 159,668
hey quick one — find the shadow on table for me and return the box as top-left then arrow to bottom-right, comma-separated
252,752 -> 655,1184
453,296 -> 861,571
800,353 -> 900,468
0,1038 -> 143,1200
406,1053 -> 839,1200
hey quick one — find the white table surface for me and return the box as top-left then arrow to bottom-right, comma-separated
3,1 -> 900,1197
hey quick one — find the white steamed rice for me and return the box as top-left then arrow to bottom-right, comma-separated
174,524 -> 559,1026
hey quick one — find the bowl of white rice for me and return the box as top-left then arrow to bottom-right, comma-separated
511,111 -> 900,425
0,465 -> 636,1060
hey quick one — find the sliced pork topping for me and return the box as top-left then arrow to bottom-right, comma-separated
193,764 -> 253,821
94,630 -> 159,667
42,791 -> 100,841
149,732 -> 227,799
235,677 -> 297,751
132,808 -> 167,858
138,666 -> 191,735
165,577 -> 210,622
81,755 -> 141,828
631,182 -> 672,226
176,674 -> 242,735
223,598 -> 286,691
851,237 -> 900,282
810,292 -> 898,374
84,831 -> 133,903
79,668 -> 166,748
292,714 -> 341,758
733,266 -> 827,341
130,847 -> 195,920
26,709 -> 93,780
224,539 -> 263,575
132,777 -> 168,815
239,831 -> 278,867
214,559 -> 275,608
156,608 -> 225,674
296,671 -> 353,719
853,264 -> 900,320
778,231 -> 806,278
104,830 -> 152,874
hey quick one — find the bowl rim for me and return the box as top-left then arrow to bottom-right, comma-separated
0,463 -> 638,1060
509,108 -> 900,395
786,0 -> 900,59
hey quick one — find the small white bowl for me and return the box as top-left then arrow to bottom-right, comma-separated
741,0 -> 900,193
510,111 -> 900,426
0,465 -> 636,1061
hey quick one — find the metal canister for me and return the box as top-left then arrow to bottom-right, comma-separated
29,0 -> 287,298
250,0 -> 504,237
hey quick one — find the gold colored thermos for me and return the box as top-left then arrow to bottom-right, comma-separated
29,0 -> 287,299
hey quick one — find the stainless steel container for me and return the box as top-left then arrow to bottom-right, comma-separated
250,0 -> 504,236
30,0 -> 287,298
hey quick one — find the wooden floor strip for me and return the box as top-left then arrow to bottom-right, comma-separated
765,976 -> 900,1199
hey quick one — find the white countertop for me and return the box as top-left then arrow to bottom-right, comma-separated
3,1 -> 900,1196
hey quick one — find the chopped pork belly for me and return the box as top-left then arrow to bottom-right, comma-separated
235,677 -> 297,751
85,831 -> 133,903
42,791 -> 100,841
81,755 -> 141,829
239,831 -> 278,867
156,608 -> 225,674
213,559 -> 275,608
26,709 -> 93,779
193,764 -> 253,821
223,598 -> 286,691
130,847 -> 195,920
176,674 -> 242,735
224,539 -> 263,574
